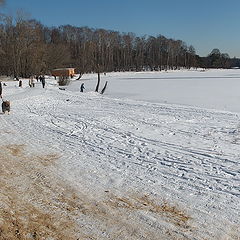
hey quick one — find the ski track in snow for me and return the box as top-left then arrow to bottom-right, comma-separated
0,76 -> 240,239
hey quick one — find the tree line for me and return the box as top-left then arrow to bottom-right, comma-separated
0,12 -> 239,77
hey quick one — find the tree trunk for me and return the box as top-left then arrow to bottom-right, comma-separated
95,72 -> 100,92
76,72 -> 83,80
100,81 -> 108,94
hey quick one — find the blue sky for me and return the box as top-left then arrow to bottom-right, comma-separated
2,0 -> 240,57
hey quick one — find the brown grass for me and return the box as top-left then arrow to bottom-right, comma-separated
6,144 -> 25,156
0,144 -> 194,240
0,144 -> 83,240
106,194 -> 191,229
36,153 -> 60,166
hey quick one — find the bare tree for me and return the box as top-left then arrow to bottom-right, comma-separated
100,81 -> 108,94
0,9 -> 238,77
95,64 -> 101,92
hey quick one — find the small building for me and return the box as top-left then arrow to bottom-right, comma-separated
51,68 -> 75,78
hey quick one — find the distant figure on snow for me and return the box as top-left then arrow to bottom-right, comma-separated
2,100 -> 10,114
0,81 -> 2,98
31,77 -> 36,87
29,78 -> 32,87
29,76 -> 35,87
80,83 -> 85,92
19,79 -> 22,87
41,75 -> 46,88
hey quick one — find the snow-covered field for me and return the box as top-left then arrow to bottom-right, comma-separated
0,69 -> 239,239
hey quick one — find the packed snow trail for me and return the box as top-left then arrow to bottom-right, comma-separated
0,78 -> 239,239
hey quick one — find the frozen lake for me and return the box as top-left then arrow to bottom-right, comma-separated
69,69 -> 240,113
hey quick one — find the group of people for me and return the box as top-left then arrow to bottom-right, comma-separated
18,75 -> 46,88
17,75 -> 86,92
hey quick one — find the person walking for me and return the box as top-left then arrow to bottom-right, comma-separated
80,83 -> 85,92
30,76 -> 35,87
18,79 -> 22,87
0,81 -> 2,98
29,78 -> 32,87
41,75 -> 46,88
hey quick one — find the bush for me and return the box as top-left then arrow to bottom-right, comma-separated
58,76 -> 70,86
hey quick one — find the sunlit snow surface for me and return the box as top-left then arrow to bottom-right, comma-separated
1,69 -> 239,239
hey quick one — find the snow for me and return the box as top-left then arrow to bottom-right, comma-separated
69,69 -> 240,113
0,69 -> 239,239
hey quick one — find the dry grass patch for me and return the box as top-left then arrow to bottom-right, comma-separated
0,144 -> 83,240
36,153 -> 60,166
5,144 -> 25,156
0,144 -> 194,239
106,194 -> 191,229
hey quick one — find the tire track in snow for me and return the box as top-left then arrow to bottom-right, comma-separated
2,86 -> 239,239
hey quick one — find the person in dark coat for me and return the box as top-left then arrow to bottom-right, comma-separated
0,81 -> 2,98
2,100 -> 10,114
41,75 -> 46,88
19,79 -> 22,87
80,83 -> 85,92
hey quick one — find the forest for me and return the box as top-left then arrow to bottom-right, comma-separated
0,11 -> 239,77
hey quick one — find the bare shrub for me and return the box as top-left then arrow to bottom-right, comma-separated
58,76 -> 70,86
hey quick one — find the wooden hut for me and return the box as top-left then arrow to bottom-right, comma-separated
51,68 -> 75,78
